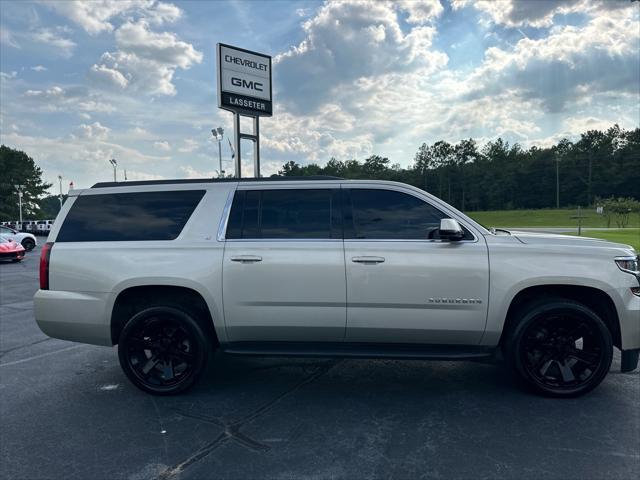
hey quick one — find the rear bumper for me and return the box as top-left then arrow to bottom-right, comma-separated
34,290 -> 112,346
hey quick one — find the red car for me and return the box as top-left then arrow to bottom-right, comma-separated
0,237 -> 25,262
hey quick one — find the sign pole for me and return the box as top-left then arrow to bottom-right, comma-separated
253,116 -> 260,177
234,113 -> 242,178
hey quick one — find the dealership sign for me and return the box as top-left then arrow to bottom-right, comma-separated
217,43 -> 272,117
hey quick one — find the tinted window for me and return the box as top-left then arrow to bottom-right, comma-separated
226,189 -> 340,239
57,190 -> 205,242
346,189 -> 448,240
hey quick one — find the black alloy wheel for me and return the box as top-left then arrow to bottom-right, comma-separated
21,238 -> 35,251
506,298 -> 612,397
118,306 -> 209,395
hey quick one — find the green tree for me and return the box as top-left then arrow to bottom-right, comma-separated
0,145 -> 52,220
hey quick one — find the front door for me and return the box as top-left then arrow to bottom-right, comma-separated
343,186 -> 489,345
222,187 -> 346,342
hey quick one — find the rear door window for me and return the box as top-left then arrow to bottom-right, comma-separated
226,189 -> 341,239
56,190 -> 205,242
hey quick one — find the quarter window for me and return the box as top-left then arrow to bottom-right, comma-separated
56,190 -> 205,242
226,189 -> 341,239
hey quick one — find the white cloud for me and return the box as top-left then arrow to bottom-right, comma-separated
1,28 -> 20,48
454,0 -> 632,28
21,85 -> 116,114
179,165 -> 216,178
178,138 -> 199,153
31,65 -> 48,72
89,63 -> 129,89
77,121 -> 110,140
398,0 -> 444,25
464,6 -> 640,112
29,27 -> 76,57
147,2 -> 182,25
153,140 -> 171,151
0,71 -> 18,80
90,20 -> 202,96
275,0 -> 448,113
43,0 -> 182,34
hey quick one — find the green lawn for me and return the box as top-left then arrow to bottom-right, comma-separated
567,229 -> 640,251
467,208 -> 640,229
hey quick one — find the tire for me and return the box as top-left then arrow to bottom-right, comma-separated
11,258 -> 22,263
117,306 -> 210,395
21,238 -> 35,251
504,297 -> 613,397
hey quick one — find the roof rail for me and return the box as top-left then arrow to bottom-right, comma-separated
91,176 -> 344,188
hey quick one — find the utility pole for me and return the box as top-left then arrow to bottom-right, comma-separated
555,154 -> 560,209
14,184 -> 24,227
211,127 -> 225,177
58,175 -> 63,208
109,158 -> 117,182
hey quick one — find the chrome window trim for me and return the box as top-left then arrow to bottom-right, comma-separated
218,182 -> 480,244
225,238 -> 343,243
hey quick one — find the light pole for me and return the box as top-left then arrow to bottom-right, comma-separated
14,184 -> 24,227
58,175 -> 63,208
109,158 -> 117,182
211,127 -> 225,178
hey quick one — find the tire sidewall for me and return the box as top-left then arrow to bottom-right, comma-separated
118,306 -> 209,395
22,239 -> 35,251
506,300 -> 613,397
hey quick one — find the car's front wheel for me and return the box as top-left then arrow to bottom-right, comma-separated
505,298 -> 613,397
21,238 -> 35,251
118,306 -> 209,395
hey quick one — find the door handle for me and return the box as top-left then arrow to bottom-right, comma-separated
352,256 -> 385,264
230,255 -> 263,263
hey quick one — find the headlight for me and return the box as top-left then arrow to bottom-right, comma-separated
615,256 -> 640,276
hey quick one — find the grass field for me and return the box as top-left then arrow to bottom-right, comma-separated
465,208 -> 639,250
467,208 -> 640,228
567,229 -> 640,251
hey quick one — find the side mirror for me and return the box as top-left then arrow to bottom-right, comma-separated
439,218 -> 464,241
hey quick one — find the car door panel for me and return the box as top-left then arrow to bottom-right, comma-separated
222,187 -> 347,342
343,187 -> 490,345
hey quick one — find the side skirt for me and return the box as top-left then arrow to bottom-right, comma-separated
221,341 -> 497,362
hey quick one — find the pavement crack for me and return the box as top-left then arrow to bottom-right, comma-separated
158,360 -> 338,479
0,338 -> 53,359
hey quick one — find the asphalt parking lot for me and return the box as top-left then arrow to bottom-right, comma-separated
1,246 -> 638,480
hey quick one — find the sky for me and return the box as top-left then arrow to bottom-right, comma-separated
1,0 -> 638,192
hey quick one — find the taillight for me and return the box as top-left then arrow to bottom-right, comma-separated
39,242 -> 53,290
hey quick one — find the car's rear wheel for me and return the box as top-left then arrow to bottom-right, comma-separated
118,306 -> 209,395
505,298 -> 612,397
21,238 -> 35,251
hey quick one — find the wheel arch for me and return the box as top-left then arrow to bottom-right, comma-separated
499,284 -> 621,350
110,284 -> 220,348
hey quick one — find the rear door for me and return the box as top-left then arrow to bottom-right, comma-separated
343,185 -> 489,345
222,186 -> 346,342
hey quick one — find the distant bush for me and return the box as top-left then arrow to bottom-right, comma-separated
596,197 -> 640,228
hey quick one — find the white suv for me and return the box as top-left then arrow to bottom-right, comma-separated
34,178 -> 640,396
0,225 -> 37,251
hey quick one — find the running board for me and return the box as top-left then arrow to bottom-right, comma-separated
221,342 -> 496,361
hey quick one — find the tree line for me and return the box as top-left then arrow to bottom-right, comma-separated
1,124 -> 638,220
279,124 -> 639,211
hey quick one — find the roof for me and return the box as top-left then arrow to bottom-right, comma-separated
91,176 -> 343,188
